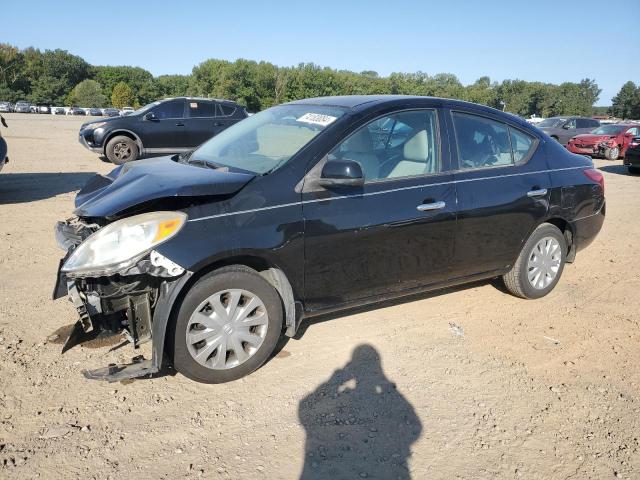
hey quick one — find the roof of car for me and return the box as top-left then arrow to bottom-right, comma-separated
168,96 -> 239,104
287,95 -> 529,126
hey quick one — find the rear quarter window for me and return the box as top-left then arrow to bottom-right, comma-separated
219,104 -> 236,117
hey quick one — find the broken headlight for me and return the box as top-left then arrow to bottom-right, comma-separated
62,211 -> 187,277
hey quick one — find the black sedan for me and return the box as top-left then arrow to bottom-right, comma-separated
103,108 -> 120,117
53,95 -> 605,384
88,108 -> 103,116
68,107 -> 86,116
623,136 -> 640,174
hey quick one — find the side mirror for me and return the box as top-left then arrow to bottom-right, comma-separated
562,123 -> 572,130
318,159 -> 364,187
143,112 -> 158,121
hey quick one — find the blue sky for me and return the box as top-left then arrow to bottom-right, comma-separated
4,0 -> 638,105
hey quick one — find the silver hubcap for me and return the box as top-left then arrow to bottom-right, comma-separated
609,147 -> 619,159
113,142 -> 132,161
527,236 -> 562,290
186,289 -> 268,370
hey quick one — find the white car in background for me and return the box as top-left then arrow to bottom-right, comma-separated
120,107 -> 135,116
526,115 -> 544,125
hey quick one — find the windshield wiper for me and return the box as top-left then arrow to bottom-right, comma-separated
187,157 -> 224,170
178,149 -> 194,162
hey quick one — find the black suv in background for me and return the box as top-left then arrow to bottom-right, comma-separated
79,97 -> 247,164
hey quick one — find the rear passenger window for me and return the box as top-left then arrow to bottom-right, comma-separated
509,128 -> 535,163
153,100 -> 184,119
188,101 -> 215,118
452,112 -> 512,169
219,104 -> 236,116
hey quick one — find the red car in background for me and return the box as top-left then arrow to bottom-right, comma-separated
567,123 -> 640,160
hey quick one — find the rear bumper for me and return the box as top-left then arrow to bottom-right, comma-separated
571,201 -> 605,254
623,153 -> 640,167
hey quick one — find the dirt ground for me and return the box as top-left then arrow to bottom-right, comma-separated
0,113 -> 639,480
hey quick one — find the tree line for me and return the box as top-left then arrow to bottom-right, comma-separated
0,42 -> 634,118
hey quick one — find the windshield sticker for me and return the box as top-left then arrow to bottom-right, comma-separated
190,102 -> 198,108
296,113 -> 337,127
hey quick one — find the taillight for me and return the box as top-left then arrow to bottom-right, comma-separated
583,168 -> 604,195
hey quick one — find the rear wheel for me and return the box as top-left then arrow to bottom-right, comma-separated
503,223 -> 567,299
605,146 -> 620,160
170,266 -> 283,383
105,135 -> 138,165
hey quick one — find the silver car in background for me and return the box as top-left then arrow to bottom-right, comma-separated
536,116 -> 600,145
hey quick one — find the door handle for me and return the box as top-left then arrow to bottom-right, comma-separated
417,201 -> 446,212
527,188 -> 548,197
175,122 -> 185,126
213,122 -> 224,127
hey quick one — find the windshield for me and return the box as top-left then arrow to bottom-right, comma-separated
591,125 -> 625,135
190,104 -> 346,174
537,118 -> 565,128
131,102 -> 158,114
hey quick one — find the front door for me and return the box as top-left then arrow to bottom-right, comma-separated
138,99 -> 187,150
302,108 -> 457,311
448,109 -> 550,278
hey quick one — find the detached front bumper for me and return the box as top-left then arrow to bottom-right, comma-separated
53,219 -> 189,381
567,143 -> 597,156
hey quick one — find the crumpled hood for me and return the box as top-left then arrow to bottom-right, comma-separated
74,155 -> 255,218
570,134 -> 614,144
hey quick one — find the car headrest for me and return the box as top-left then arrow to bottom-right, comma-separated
343,129 -> 373,153
404,130 -> 428,161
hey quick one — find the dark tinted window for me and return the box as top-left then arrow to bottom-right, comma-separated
576,118 -> 595,128
187,101 -> 216,118
329,109 -> 440,181
564,118 -> 577,129
590,119 -> 601,127
219,104 -> 236,116
453,112 -> 513,169
152,100 -> 184,119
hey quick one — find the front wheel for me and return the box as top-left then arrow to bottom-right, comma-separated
605,146 -> 620,160
170,266 -> 283,383
105,135 -> 138,165
502,223 -> 567,299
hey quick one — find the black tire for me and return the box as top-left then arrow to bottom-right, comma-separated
170,266 -> 283,384
105,135 -> 138,165
628,166 -> 640,175
502,223 -> 567,299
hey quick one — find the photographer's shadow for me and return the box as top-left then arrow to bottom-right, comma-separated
298,344 -> 422,479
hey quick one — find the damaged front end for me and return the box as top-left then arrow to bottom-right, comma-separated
53,212 -> 188,382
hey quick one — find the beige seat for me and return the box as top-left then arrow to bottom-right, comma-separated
388,130 -> 431,178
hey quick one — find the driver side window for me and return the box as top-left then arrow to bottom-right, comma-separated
452,112 -> 512,169
327,109 -> 440,182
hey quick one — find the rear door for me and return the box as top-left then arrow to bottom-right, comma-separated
184,100 -> 218,147
138,99 -> 187,150
448,109 -> 550,278
302,108 -> 457,310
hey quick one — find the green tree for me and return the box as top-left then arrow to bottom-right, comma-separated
111,82 -> 134,109
611,81 -> 640,119
67,79 -> 106,107
93,65 -> 155,104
